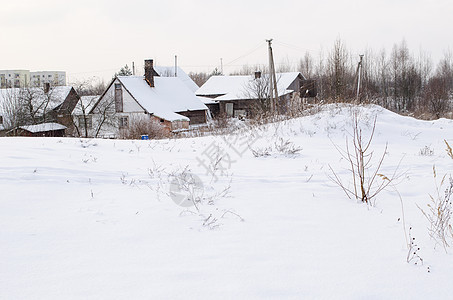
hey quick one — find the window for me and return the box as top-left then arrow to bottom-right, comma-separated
14,73 -> 19,78
119,116 -> 128,128
78,116 -> 92,129
225,103 -> 234,117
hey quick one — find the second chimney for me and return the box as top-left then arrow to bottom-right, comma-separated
44,82 -> 50,93
254,71 -> 262,79
144,59 -> 155,87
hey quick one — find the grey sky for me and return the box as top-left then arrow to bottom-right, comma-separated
1,0 -> 451,83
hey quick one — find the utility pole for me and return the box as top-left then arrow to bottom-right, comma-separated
266,39 -> 279,114
356,54 -> 364,103
175,55 -> 178,77
132,62 -> 135,75
220,58 -> 223,75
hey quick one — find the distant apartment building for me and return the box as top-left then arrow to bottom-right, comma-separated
0,70 -> 30,88
30,71 -> 66,87
0,70 -> 66,88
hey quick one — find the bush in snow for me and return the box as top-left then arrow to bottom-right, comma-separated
418,164 -> 453,253
328,110 -> 395,204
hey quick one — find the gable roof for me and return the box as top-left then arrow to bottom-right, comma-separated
73,95 -> 99,116
0,86 -> 74,130
0,86 -> 73,113
154,66 -> 199,92
196,72 -> 305,101
116,76 -> 208,122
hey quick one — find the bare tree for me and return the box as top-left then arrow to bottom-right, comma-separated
327,39 -> 352,101
0,88 -> 26,130
422,76 -> 450,118
298,52 -> 314,79
188,72 -> 210,87
91,94 -> 117,138
242,74 -> 272,115
0,85 -> 62,131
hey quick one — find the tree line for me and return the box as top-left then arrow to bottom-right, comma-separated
189,39 -> 453,119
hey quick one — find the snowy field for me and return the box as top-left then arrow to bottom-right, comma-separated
1,104 -> 453,299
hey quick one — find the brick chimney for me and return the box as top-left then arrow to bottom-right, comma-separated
144,59 -> 155,87
44,82 -> 50,93
254,71 -> 262,79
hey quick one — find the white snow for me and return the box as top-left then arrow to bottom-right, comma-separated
117,76 -> 208,122
154,66 -> 200,93
196,95 -> 217,105
1,104 -> 453,299
196,72 -> 303,101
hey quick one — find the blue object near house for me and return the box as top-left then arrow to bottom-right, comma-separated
141,135 -> 149,140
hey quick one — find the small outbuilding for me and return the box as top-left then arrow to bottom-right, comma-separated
196,72 -> 306,118
13,122 -> 67,137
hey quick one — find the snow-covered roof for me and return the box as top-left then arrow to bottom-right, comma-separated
154,66 -> 199,92
19,122 -> 67,133
0,86 -> 73,112
196,72 -> 304,101
73,96 -> 99,115
197,96 -> 218,105
117,76 -> 208,122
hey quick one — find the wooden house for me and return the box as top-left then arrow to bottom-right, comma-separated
90,59 -> 208,138
0,85 -> 79,133
196,72 -> 306,117
13,122 -> 67,137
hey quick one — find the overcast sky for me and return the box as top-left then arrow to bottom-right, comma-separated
1,0 -> 451,83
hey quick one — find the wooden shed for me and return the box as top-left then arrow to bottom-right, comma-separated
14,123 -> 67,137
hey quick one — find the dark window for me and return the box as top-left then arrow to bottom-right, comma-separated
119,116 -> 128,128
78,116 -> 92,129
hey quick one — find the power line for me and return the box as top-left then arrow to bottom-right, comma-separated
224,41 -> 267,66
67,68 -> 118,75
273,40 -> 316,54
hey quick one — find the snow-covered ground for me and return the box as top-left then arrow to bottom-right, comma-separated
1,104 -> 453,299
